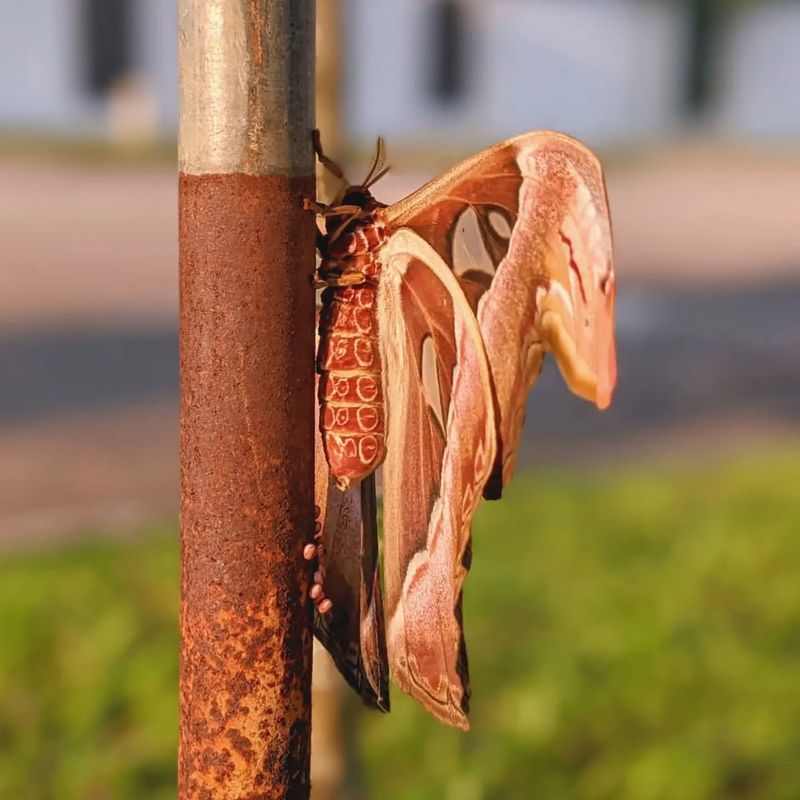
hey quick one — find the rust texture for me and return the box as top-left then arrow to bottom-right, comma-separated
179,172 -> 316,799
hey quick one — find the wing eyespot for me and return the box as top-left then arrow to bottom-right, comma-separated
451,207 -> 496,280
487,209 -> 512,240
420,334 -> 447,437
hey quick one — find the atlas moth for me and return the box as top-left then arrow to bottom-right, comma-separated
303,129 -> 617,729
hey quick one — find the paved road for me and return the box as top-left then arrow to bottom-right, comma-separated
523,279 -> 800,461
2,150 -> 799,542
1,326 -> 175,424
2,150 -> 800,329
4,281 -> 798,433
2,279 -> 798,544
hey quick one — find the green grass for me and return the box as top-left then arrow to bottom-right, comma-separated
0,525 -> 178,800
1,450 -> 799,799
0,132 -> 177,164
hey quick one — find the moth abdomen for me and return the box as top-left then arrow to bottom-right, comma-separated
318,276 -> 387,488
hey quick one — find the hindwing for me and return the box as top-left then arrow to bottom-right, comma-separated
378,229 -> 496,729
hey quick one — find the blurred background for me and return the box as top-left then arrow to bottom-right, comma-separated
1,1 -> 798,798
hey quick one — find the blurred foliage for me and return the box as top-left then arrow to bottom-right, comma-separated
1,449 -> 799,799
0,524 -> 178,800
0,133 -> 176,164
359,448 -> 800,800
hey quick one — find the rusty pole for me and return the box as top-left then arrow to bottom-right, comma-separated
178,2 -> 316,799
309,2 -> 348,800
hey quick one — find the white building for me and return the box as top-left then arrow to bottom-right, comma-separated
0,0 -> 797,146
713,1 -> 800,140
345,0 -> 686,148
0,0 -> 177,139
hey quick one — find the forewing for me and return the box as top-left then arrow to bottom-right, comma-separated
387,131 -> 616,489
378,229 -> 496,729
314,348 -> 389,711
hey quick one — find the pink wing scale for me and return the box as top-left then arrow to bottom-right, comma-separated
312,130 -> 616,729
387,131 -> 616,488
379,232 -> 496,729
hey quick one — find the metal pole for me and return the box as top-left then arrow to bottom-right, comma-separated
178,2 -> 316,798
310,3 -> 347,800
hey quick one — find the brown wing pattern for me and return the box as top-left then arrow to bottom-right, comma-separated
387,132 -> 616,490
311,131 -> 616,728
314,373 -> 389,711
378,230 -> 496,729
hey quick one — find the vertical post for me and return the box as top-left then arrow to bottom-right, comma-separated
315,0 -> 342,169
310,3 -> 348,799
178,2 -> 316,799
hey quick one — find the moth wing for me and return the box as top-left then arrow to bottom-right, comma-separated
378,228 -> 496,729
387,131 -> 616,490
314,350 -> 389,710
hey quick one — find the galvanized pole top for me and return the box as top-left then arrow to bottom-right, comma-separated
179,0 -> 315,176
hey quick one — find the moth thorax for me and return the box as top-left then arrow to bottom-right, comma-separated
323,217 -> 388,280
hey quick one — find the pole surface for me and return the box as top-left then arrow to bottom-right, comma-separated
178,2 -> 316,798
310,3 -> 348,798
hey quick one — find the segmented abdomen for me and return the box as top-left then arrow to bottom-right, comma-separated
318,283 -> 385,488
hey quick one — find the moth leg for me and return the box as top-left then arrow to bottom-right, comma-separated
315,271 -> 365,289
304,512 -> 333,614
303,197 -> 328,214
312,128 -> 348,182
303,198 -> 365,221
319,204 -> 365,218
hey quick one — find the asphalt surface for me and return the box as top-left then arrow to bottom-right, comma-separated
2,279 -> 798,451
2,152 -> 799,542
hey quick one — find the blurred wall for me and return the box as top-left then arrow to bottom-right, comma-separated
0,0 -> 177,138
716,1 -> 800,139
342,0 -> 800,147
135,0 -> 180,135
0,1 -> 799,145
0,0 -> 94,134
343,0 -> 686,147
474,0 -> 686,145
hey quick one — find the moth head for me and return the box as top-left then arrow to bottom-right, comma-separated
340,185 -> 375,208
537,252 -> 617,410
320,137 -> 391,246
